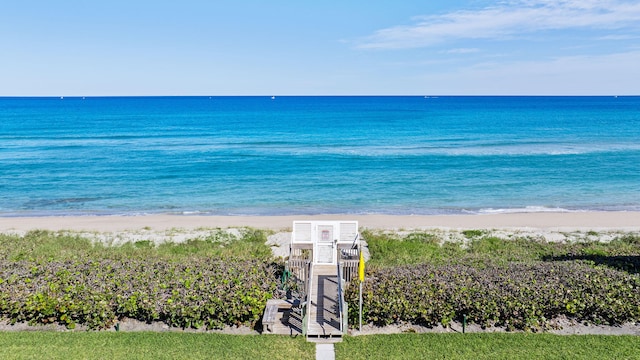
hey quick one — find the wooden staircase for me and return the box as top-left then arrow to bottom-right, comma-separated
306,265 -> 343,341
262,220 -> 359,342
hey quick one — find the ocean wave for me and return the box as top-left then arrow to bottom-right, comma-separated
477,206 -> 578,214
22,197 -> 102,209
227,143 -> 640,157
3,205 -> 640,218
5,136 -> 639,158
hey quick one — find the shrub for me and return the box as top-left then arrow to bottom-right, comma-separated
0,258 -> 279,330
346,262 -> 640,331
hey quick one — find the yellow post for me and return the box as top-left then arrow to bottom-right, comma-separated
358,249 -> 365,282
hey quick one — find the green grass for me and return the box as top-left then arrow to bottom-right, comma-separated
3,332 -> 639,360
362,229 -> 640,271
155,228 -> 273,260
0,332 -> 314,360
2,330 -> 638,360
335,333 -> 640,360
0,228 -> 274,262
363,230 -> 464,267
5,228 -> 638,267
363,228 -> 555,267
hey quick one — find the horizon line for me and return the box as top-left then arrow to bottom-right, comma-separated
1,94 -> 637,98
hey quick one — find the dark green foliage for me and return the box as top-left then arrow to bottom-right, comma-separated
0,229 -> 279,330
0,258 -> 278,330
352,230 -> 640,331
617,233 -> 640,245
462,230 -> 485,238
345,262 -> 640,331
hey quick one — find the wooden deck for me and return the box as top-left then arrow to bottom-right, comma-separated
307,265 -> 343,339
261,264 -> 344,340
261,299 -> 303,336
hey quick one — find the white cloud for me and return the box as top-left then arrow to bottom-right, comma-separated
358,0 -> 640,49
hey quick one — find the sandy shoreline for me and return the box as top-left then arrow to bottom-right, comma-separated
1,211 -> 639,233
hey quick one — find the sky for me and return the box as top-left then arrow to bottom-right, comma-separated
1,0 -> 639,96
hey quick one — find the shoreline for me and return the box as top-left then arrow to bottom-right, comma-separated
1,211 -> 639,233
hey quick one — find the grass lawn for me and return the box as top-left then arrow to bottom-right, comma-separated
336,333 -> 640,360
0,332 -> 314,360
5,331 -> 637,360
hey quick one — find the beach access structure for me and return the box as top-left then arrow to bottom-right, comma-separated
262,221 -> 361,342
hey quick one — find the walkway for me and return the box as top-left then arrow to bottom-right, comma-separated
316,343 -> 335,360
307,265 -> 343,339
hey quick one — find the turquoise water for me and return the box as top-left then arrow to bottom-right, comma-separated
1,96 -> 639,216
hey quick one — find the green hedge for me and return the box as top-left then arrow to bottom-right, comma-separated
346,262 -> 640,331
0,258 -> 278,330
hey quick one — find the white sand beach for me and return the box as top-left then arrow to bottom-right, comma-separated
1,211 -> 639,233
2,212 -> 639,254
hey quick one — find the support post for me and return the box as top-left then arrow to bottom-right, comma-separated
359,281 -> 363,332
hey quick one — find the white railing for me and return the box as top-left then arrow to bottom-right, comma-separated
336,255 -> 347,334
302,260 -> 313,336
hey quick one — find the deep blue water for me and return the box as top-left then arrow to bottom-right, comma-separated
1,96 -> 639,216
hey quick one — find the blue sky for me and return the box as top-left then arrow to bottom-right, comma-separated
1,0 -> 639,95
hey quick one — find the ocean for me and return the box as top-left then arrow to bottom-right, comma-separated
1,96 -> 639,216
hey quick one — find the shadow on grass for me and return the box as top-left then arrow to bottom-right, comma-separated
542,254 -> 640,274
